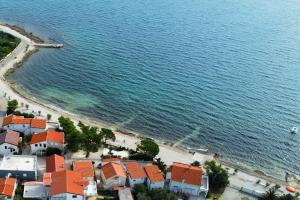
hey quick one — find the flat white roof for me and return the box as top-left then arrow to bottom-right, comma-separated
23,182 -> 46,198
0,155 -> 37,171
118,189 -> 134,200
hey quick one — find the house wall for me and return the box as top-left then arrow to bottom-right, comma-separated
0,143 -> 18,155
100,171 -> 126,190
166,172 -> 171,180
128,177 -> 145,188
51,193 -> 84,200
31,141 -> 63,155
146,178 -> 164,190
4,124 -> 31,134
0,170 -> 36,181
30,142 -> 47,155
169,180 -> 202,196
30,128 -> 46,134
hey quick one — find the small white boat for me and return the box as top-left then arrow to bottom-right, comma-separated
290,127 -> 298,134
186,147 -> 208,153
196,148 -> 209,153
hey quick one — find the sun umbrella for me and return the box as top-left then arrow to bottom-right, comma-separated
286,186 -> 296,193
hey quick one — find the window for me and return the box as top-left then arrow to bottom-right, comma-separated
4,146 -> 7,149
39,144 -> 42,147
23,173 -> 27,177
35,144 -> 38,147
43,144 -> 46,148
72,195 -> 77,198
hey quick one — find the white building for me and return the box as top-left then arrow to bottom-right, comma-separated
0,130 -> 20,155
0,155 -> 38,181
50,170 -> 85,200
125,162 -> 147,188
30,130 -> 64,155
100,162 -> 127,190
2,115 -> 47,135
144,164 -> 165,190
23,181 -> 47,199
166,162 -> 209,197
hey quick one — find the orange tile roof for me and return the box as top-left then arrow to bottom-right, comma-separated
125,162 -> 147,179
102,162 -> 126,179
0,177 -> 16,197
2,115 -> 47,129
43,172 -> 52,186
46,154 -> 65,172
102,157 -> 121,163
31,119 -> 47,129
50,170 -> 85,196
12,118 -> 31,125
169,162 -> 203,186
73,161 -> 94,178
144,164 -> 164,183
2,115 -> 14,126
30,130 -> 64,144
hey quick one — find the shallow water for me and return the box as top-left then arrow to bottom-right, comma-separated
1,0 -> 300,178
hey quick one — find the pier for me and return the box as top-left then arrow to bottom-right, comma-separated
34,43 -> 64,48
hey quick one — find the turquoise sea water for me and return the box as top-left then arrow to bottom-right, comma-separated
1,0 -> 300,178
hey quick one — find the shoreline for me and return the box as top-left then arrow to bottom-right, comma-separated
0,24 -> 291,187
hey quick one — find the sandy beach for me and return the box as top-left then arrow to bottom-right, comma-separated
0,23 -> 296,197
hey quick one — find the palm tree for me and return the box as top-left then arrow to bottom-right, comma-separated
259,188 -> 277,200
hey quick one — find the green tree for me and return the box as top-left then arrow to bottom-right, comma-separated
58,116 -> 81,152
7,99 -> 18,115
153,158 -> 167,175
204,160 -> 229,193
191,161 -> 201,166
0,31 -> 21,60
259,188 -> 278,200
47,114 -> 52,121
78,121 -> 102,157
137,138 -> 159,159
137,193 -> 151,200
259,188 -> 299,200
100,128 -> 116,144
148,189 -> 177,200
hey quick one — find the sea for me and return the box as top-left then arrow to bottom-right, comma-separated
1,0 -> 300,178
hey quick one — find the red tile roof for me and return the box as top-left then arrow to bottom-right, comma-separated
0,177 -> 16,197
46,154 -> 65,173
169,162 -> 203,186
0,130 -> 20,146
102,162 -> 126,180
73,161 -> 94,178
50,170 -> 86,196
30,130 -> 64,144
125,162 -> 147,179
144,164 -> 165,183
2,115 -> 46,129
